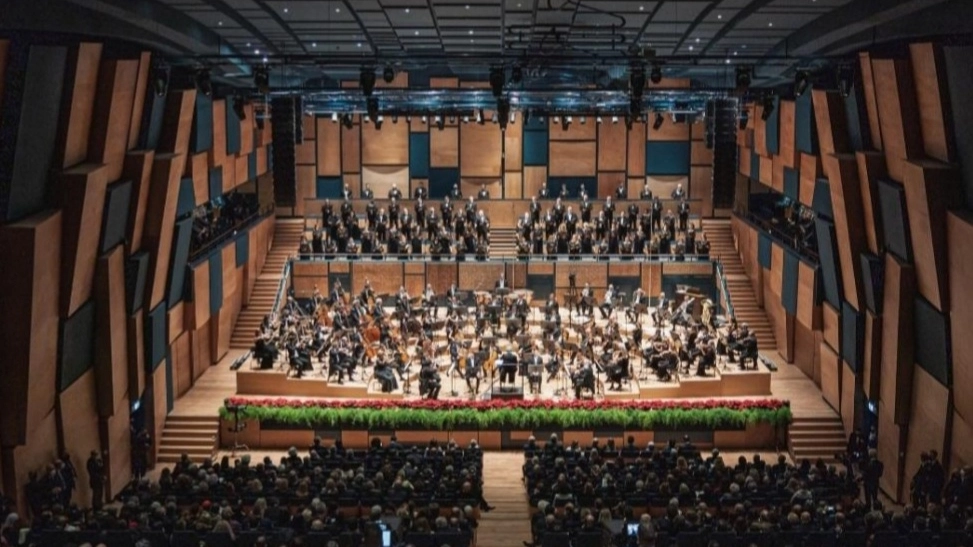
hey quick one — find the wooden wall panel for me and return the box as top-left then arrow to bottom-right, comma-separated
295,137 -> 315,165
143,154 -> 186,309
209,287 -> 240,362
903,366 -> 949,490
191,320 -> 213,375
753,106 -> 768,157
799,153 -> 820,208
948,210 -> 973,422
430,126 -> 459,167
738,146 -> 752,178
341,120 -> 361,173
504,171 -> 523,199
61,42 -> 102,168
909,43 -> 953,162
627,122 -> 646,177
820,341 -> 841,412
555,263 -> 607,289
597,172 -> 626,198
902,161 -> 961,312
758,155 -> 773,188
158,89 -> 197,157
841,361 -> 860,436
505,118 -> 523,172
549,118 -> 597,141
172,333 -> 192,398
127,51 -> 151,150
863,311 -> 883,401
240,104 -> 255,156
126,311 -> 145,404
822,301 -> 840,352
362,165 -> 409,198
880,255 -> 916,425
859,53 -> 883,151
460,122 -> 502,177
186,261 -> 210,330
316,117 -> 341,176
88,59 -> 138,181
523,166 -> 548,198
793,322 -> 820,384
811,90 -> 850,156
102,397 -> 131,498
294,165 -> 315,216
877,400 -> 906,500
57,369 -> 100,507
0,211 -> 62,447
549,141 -> 597,177
691,140 -> 714,166
822,154 -> 867,309
351,263 -> 402,297
689,166 -> 713,218
361,119 -> 409,165
210,99 -> 226,168
771,154 -> 785,193
872,58 -> 923,182
796,260 -> 821,330
647,115 -> 690,141
425,263 -> 457,293
769,243 -> 784,297
458,263 -> 505,291
168,301 -> 184,345
778,99 -> 798,168
59,164 -> 109,316
93,247 -> 129,417
856,151 -> 887,254
234,153 -> 248,187
598,121 -> 627,172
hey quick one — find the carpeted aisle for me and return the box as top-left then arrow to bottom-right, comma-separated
477,452 -> 533,547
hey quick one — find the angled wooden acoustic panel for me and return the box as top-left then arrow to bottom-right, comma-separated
0,210 -> 62,447
903,366 -> 949,493
157,89 -> 197,157
361,119 -> 409,166
126,311 -> 145,403
902,160 -> 962,312
948,210 -> 973,422
909,43 -> 954,163
880,255 -> 916,425
841,361 -> 861,436
142,154 -> 186,310
877,400 -> 906,501
820,341 -> 841,412
88,59 -> 138,181
796,261 -> 821,330
55,369 -> 100,505
185,152 -> 210,206
778,99 -> 799,168
93,247 -> 129,418
859,53 -> 883,151
460,121 -> 503,177
60,42 -> 102,169
872,58 -> 923,183
123,151 -> 154,254
210,99 -> 226,168
59,163 -> 109,317
822,154 -> 867,310
127,51 -> 151,150
862,311 -> 882,401
598,121 -> 627,172
811,90 -> 850,156
799,153 -> 820,208
856,151 -> 887,254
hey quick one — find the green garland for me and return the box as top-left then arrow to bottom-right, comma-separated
222,404 -> 792,431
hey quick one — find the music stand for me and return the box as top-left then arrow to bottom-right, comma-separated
224,399 -> 249,456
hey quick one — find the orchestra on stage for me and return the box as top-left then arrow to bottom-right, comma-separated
250,274 -> 760,401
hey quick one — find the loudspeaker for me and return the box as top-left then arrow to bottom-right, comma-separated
271,97 -> 297,207
294,95 -> 304,145
859,253 -> 884,315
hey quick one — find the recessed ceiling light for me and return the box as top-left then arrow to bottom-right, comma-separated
465,4 -> 470,9
725,59 -> 731,64
357,42 -> 362,48
717,14 -> 722,20
262,56 -> 268,63
470,38 -> 475,43
218,21 -> 223,26
283,7 -> 288,13
312,42 -> 317,47
404,8 -> 410,13
414,30 -> 419,35
639,5 -> 644,11
733,51 -> 738,56
246,42 -> 251,47
695,37 -> 700,43
469,29 -> 474,35
742,44 -> 747,49
768,22 -> 773,27
689,45 -> 694,51
254,48 -> 260,54
335,7 -> 340,12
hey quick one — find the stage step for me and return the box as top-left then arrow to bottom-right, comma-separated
157,416 -> 219,464
788,415 -> 846,464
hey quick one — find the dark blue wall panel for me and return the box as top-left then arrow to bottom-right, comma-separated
844,85 -> 865,152
547,177 -> 597,199
176,177 -> 196,217
410,132 -> 430,179
813,178 -> 834,219
662,275 -> 717,307
860,253 -> 884,315
236,230 -> 249,268
101,179 -> 133,253
0,45 -> 67,222
523,120 -> 549,166
841,301 -> 863,373
125,251 -> 149,315
796,91 -> 818,154
167,216 -> 194,308
209,251 -> 223,315
146,303 -> 167,371
646,141 -> 690,176
140,90 -> 166,151
248,151 -> 257,181
783,167 -> 800,201
225,101 -> 241,155
191,93 -> 213,154
429,168 -> 459,198
758,232 -> 772,269
815,217 -> 843,308
751,149 -> 761,182
782,250 -> 800,315
316,177 -> 343,198
877,178 -> 913,263
59,300 -> 95,391
526,274 -> 554,300
208,167 -> 223,203
915,297 -> 951,387
765,96 -> 781,155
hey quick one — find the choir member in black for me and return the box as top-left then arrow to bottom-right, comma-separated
361,228 -> 376,255
620,234 -> 634,259
440,195 -> 453,224
664,209 -> 676,236
537,185 -> 547,198
552,197 -> 566,226
651,196 -> 663,231
671,182 -> 686,200
685,223 -> 696,254
375,208 -> 389,241
399,208 -> 414,239
414,197 -> 426,230
678,198 -> 691,232
340,196 -> 354,226
414,182 -> 427,200
365,200 -> 378,229
477,184 -> 490,200
594,210 -> 607,240
516,235 -> 531,259
615,183 -> 627,199
475,210 -> 490,243
321,199 -> 334,225
362,184 -> 374,199
532,231 -> 545,255
529,196 -> 541,226
559,182 -> 569,199
568,233 -> 582,260
451,183 -> 462,199
386,230 -> 402,255
324,235 -> 338,257
373,358 -> 398,393
555,227 -> 569,255
464,197 -> 477,224
564,206 -> 579,237
580,195 -> 592,223
335,224 -> 349,253
475,239 -> 489,261
419,358 -> 441,399
388,197 -> 401,228
603,196 -> 615,225
580,228 -> 594,255
426,207 -> 439,240
410,231 -> 423,255
311,225 -> 324,254
388,183 -> 402,200
518,212 -> 532,241
544,210 -> 557,239
640,183 -> 653,200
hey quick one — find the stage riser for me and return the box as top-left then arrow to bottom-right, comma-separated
220,419 -> 782,451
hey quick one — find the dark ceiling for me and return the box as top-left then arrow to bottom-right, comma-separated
2,0 -> 971,89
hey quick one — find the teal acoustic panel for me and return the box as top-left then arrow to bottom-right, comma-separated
146,303 -> 167,371
782,250 -> 800,315
225,101 -> 241,155
646,141 -> 690,176
410,132 -> 430,179
208,167 -> 222,203
796,91 -> 818,154
765,96 -> 780,155
813,178 -> 834,219
316,177 -> 343,198
176,177 -> 196,217
751,149 -> 761,182
783,167 -> 800,201
236,230 -> 249,268
58,300 -> 95,391
167,216 -> 194,307
248,151 -> 257,181
758,232 -> 772,269
523,120 -> 549,166
190,93 -> 213,154
429,168 -> 459,198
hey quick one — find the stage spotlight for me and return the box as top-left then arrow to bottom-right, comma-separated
650,64 -> 662,84
152,65 -> 169,97
195,68 -> 212,97
405,115 -> 413,123
448,115 -> 456,124
761,95 -> 775,121
331,112 -> 339,123
463,115 -> 470,124
561,116 -> 570,131
735,65 -> 752,90
624,115 -> 633,130
476,109 -> 484,125
836,65 -> 854,98
253,65 -> 270,94
509,111 -> 516,124
489,66 -> 505,98
653,112 -> 664,131
511,64 -> 523,84
794,70 -> 810,96
366,97 -> 379,121
421,115 -> 428,123
579,116 -> 586,125
375,115 -> 384,130
392,115 -> 399,124
232,96 -> 247,120
612,115 -> 619,124
435,115 -> 445,131
629,65 -> 646,99
383,65 -> 395,84
596,116 -> 603,124
360,67 -> 376,97
342,114 -> 354,129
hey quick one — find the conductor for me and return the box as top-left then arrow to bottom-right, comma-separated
499,345 -> 518,385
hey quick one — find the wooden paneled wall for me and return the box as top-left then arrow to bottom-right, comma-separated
736,41 -> 971,503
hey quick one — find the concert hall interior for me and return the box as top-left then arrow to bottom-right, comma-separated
4,1 -> 973,546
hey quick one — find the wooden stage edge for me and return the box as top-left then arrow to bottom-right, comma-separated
235,367 -> 772,400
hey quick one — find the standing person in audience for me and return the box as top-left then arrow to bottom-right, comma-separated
87,450 -> 106,510
862,449 -> 883,510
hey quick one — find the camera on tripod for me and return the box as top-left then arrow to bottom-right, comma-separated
224,398 -> 249,454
